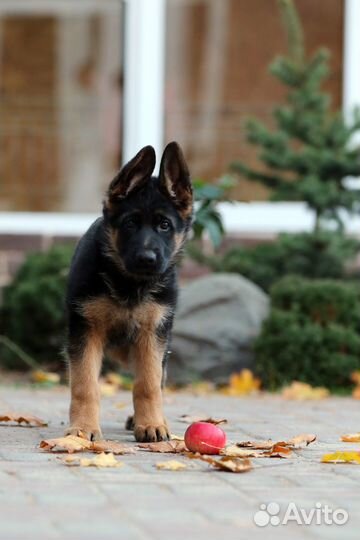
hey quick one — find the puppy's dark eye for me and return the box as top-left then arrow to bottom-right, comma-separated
159,218 -> 171,231
124,218 -> 138,229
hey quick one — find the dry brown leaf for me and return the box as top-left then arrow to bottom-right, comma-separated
221,443 -> 292,459
138,440 -> 187,453
0,412 -> 47,427
321,451 -> 360,464
65,452 -> 123,468
220,445 -> 263,458
91,440 -> 136,455
179,415 -> 227,425
281,381 -> 329,400
220,369 -> 261,396
31,370 -> 60,384
286,434 -> 317,448
187,452 -> 252,473
340,433 -> 360,443
156,460 -> 187,471
266,444 -> 292,458
234,433 -> 316,457
40,435 -> 92,453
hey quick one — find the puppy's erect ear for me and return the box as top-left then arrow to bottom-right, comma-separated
158,142 -> 193,219
107,145 -> 156,203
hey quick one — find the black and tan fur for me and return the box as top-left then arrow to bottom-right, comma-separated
65,142 -> 193,442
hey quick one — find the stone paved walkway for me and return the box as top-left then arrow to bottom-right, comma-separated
0,384 -> 359,540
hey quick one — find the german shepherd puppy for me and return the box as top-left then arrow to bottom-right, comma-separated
65,142 -> 193,442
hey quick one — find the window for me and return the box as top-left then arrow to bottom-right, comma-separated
0,1 -> 123,212
165,0 -> 344,200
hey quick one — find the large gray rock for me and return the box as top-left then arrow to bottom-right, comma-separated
169,273 -> 269,384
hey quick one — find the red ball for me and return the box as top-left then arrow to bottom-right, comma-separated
184,422 -> 227,455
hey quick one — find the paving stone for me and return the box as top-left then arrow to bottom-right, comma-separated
0,385 -> 359,539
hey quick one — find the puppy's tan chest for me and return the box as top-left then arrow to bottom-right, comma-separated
80,296 -> 167,341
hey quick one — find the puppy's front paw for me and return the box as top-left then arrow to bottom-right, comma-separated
65,426 -> 102,441
134,423 -> 169,442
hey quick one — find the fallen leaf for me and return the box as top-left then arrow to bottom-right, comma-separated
105,372 -> 124,386
221,369 -> 261,396
0,412 -> 47,427
170,434 -> 184,441
188,453 -> 252,473
91,440 -> 136,454
179,415 -> 227,425
40,435 -> 92,453
340,433 -> 360,443
138,440 -> 187,453
321,451 -> 360,464
220,445 -> 263,458
156,460 -> 187,471
221,444 -> 292,459
31,370 -> 60,384
99,383 -> 117,397
286,434 -> 317,448
267,444 -> 292,458
237,439 -> 275,450
234,434 -> 316,456
65,452 -> 123,468
184,381 -> 216,396
281,381 -> 329,400
113,402 -> 128,410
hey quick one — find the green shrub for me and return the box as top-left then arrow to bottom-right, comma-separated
205,231 -> 359,292
0,244 -> 74,369
255,276 -> 360,389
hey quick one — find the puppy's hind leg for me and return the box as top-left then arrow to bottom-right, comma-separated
65,330 -> 104,441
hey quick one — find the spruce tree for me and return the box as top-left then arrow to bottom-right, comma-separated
232,0 -> 360,231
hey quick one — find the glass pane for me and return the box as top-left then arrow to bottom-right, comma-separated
0,1 -> 123,212
165,0 -> 344,200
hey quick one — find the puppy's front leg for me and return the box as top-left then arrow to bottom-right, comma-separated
132,332 -> 169,442
65,332 -> 103,441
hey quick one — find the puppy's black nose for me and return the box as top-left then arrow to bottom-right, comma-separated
137,250 -> 157,267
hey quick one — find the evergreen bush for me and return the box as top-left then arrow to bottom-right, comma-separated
0,244 -> 74,369
255,276 -> 360,389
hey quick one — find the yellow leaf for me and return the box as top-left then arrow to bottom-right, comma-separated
31,370 -> 60,384
114,402 -> 128,410
221,369 -> 261,396
321,451 -> 360,464
281,381 -> 329,400
0,412 -> 47,427
156,460 -> 187,471
65,452 -> 123,468
99,383 -> 117,397
105,372 -> 124,386
340,433 -> 360,443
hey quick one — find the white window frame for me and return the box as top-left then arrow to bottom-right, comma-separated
0,0 -> 359,237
